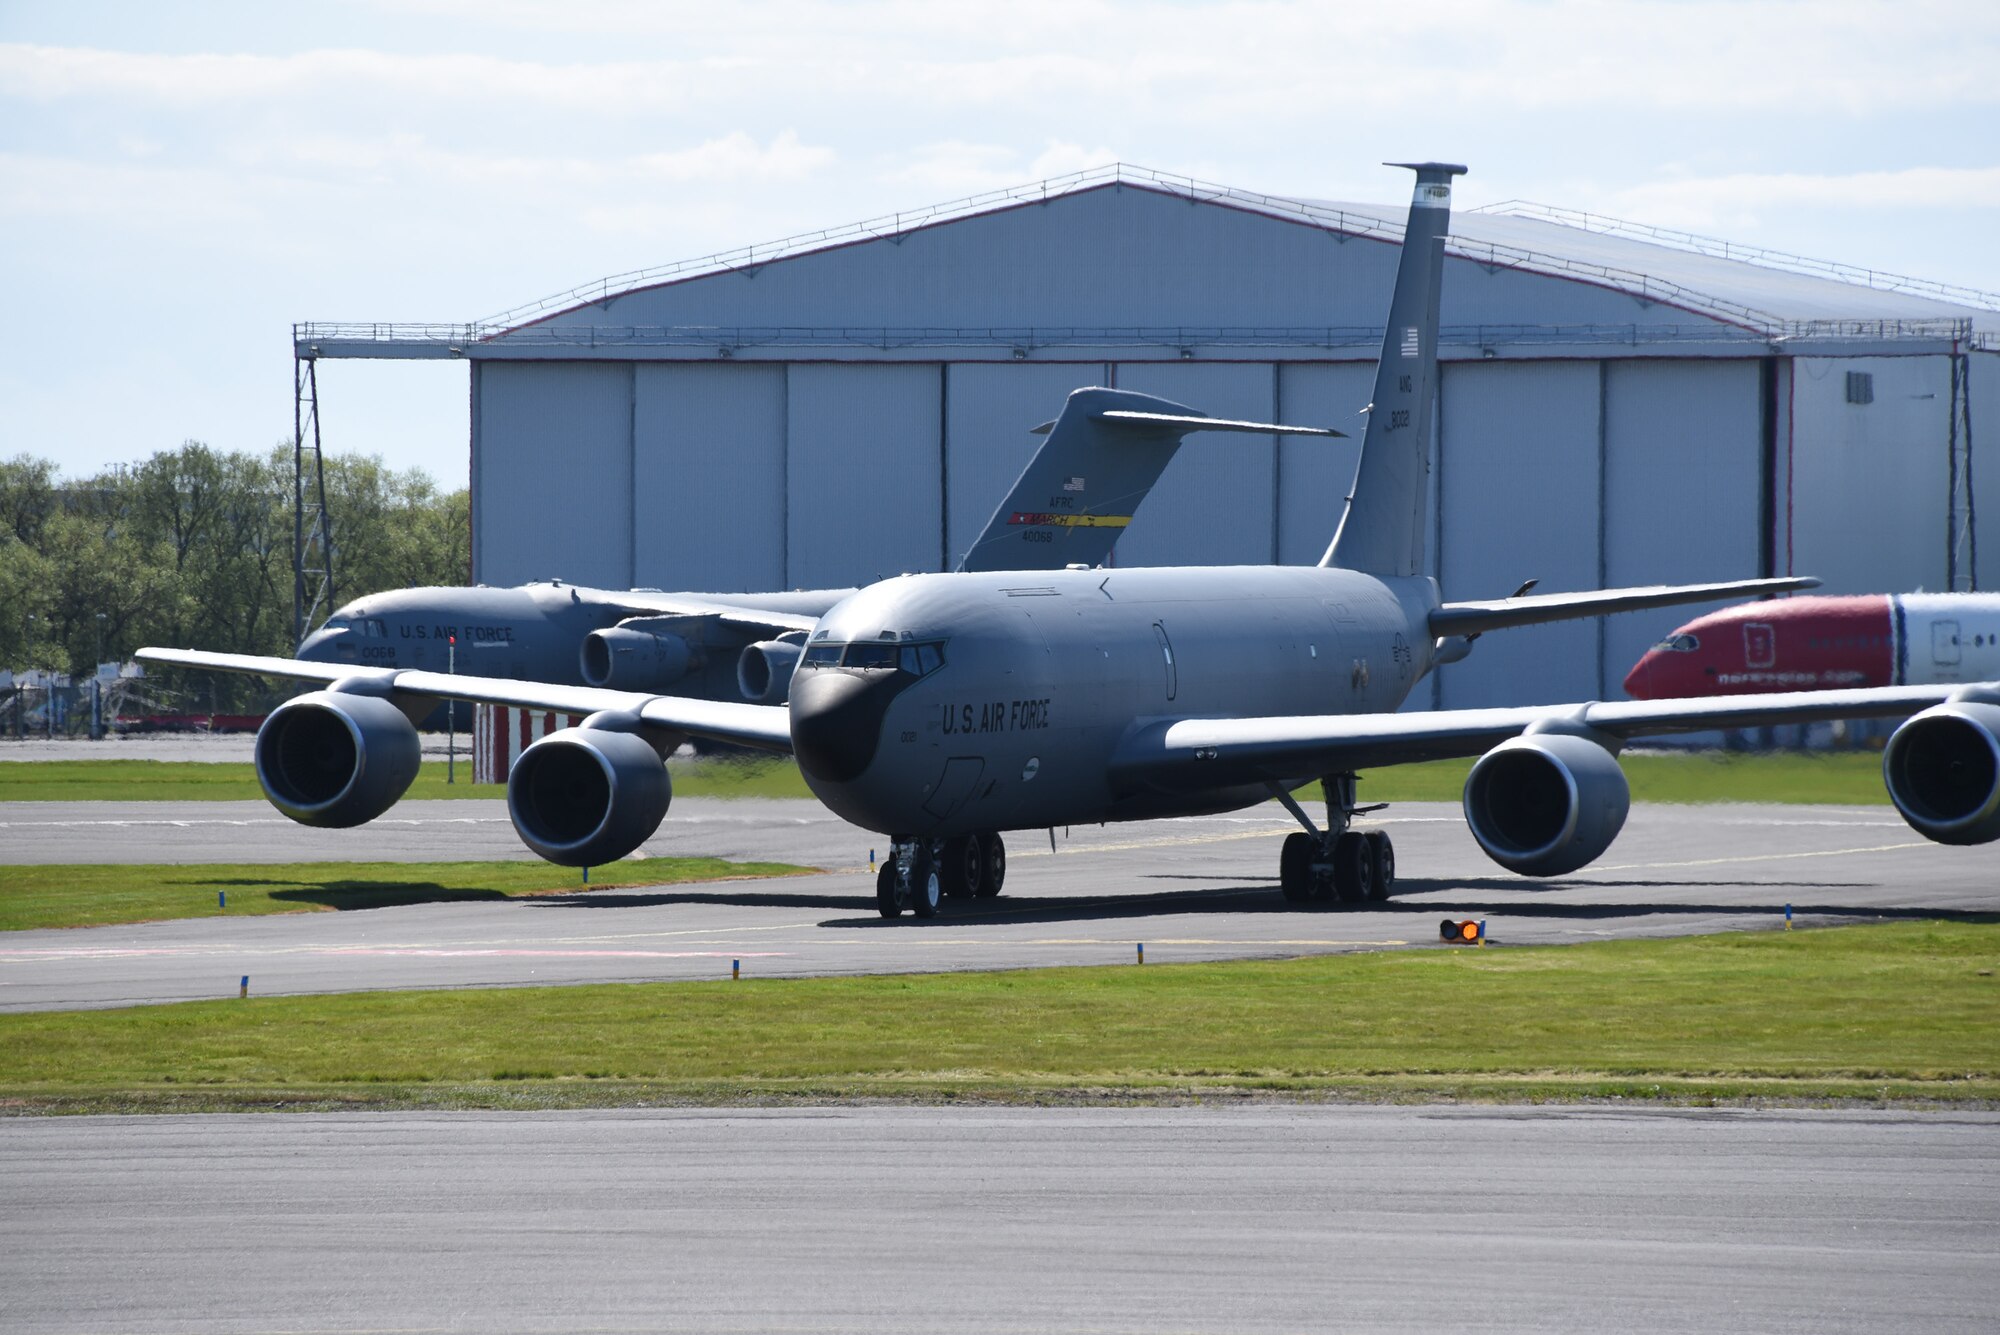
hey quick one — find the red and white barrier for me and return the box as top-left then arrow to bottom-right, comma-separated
473,706 -> 584,784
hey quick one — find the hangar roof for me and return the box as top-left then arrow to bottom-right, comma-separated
298,164 -> 1996,358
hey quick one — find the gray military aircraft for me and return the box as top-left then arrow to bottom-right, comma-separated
143,161 -> 2000,920
301,386 -> 1335,706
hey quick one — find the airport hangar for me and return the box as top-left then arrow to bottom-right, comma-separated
301,163 -> 1998,718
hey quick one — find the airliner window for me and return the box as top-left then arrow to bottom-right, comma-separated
323,617 -> 350,633
802,643 -> 843,668
1651,633 -> 1700,653
917,643 -> 943,675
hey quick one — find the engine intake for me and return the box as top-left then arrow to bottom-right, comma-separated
254,689 -> 422,828
1462,733 -> 1630,877
580,623 -> 700,690
737,638 -> 805,705
507,723 -> 671,866
1883,702 -> 2000,845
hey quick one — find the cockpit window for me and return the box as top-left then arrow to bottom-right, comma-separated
844,642 -> 901,670
1651,633 -> 1700,654
800,640 -> 946,676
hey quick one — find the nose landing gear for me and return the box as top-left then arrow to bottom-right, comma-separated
876,832 -> 1008,918
1271,775 -> 1395,907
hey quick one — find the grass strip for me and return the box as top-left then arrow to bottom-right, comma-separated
0,755 -> 813,802
2,921 -> 1993,1113
0,857 -> 814,933
0,750 -> 1888,805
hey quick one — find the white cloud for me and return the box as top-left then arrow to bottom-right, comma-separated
1604,165 -> 2000,230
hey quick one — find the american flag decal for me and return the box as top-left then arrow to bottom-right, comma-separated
1400,327 -> 1420,358
1063,477 -> 1086,492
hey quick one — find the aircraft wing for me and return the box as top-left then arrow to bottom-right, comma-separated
1431,576 -> 1820,637
1111,682 -> 1988,790
135,648 -> 794,752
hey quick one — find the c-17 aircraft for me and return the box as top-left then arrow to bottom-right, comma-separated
301,387 -> 1337,706
142,162 -> 2000,919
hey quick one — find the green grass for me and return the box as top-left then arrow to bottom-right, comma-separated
0,857 -> 815,933
0,754 -> 815,802
2,921 -> 1993,1114
0,749 -> 1883,805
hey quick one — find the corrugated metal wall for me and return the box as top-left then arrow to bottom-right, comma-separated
1789,355 -> 1954,597
1975,352 -> 2000,592
1437,361 -> 1603,708
474,362 -> 633,589
1600,360 -> 1764,692
785,365 -> 943,589
633,363 -> 787,593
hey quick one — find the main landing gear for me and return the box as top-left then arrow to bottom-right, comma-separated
877,833 -> 1007,919
1270,775 -> 1395,907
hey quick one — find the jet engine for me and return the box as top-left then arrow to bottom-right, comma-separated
507,718 -> 671,866
580,620 -> 702,691
737,636 -> 806,705
1462,732 -> 1630,876
1883,701 -> 2000,845
254,689 -> 422,828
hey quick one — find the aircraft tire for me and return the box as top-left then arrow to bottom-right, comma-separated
1332,831 -> 1375,903
910,848 -> 942,919
1366,831 -> 1395,898
876,861 -> 902,918
976,833 -> 1006,897
940,835 -> 983,899
1279,833 -> 1314,904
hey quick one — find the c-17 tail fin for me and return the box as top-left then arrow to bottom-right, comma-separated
956,387 -> 1342,573
1322,161 -> 1466,577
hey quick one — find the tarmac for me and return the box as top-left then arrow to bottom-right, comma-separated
3,798 -> 1992,1011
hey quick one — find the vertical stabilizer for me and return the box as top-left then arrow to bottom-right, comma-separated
957,387 -> 1341,572
1321,161 -> 1465,575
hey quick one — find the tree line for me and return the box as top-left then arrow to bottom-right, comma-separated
1,444 -> 468,713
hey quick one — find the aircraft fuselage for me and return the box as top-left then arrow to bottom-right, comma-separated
790,565 -> 1439,837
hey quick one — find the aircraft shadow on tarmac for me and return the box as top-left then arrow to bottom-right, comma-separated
257,881 -> 512,912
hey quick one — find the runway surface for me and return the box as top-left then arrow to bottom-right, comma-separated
3,1105 -> 1995,1334
3,799 -> 1995,1011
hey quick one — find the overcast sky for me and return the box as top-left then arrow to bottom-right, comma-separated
5,0 -> 1996,484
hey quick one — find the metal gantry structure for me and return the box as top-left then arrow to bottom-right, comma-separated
1949,348 -> 1980,592
292,355 -> 336,648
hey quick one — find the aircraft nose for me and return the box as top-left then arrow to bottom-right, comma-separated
1623,649 -> 1678,700
788,669 -> 906,785
297,627 -> 346,662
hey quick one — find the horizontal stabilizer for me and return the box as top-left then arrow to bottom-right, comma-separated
1096,410 -> 1346,438
1430,576 -> 1820,638
1029,412 -> 1345,438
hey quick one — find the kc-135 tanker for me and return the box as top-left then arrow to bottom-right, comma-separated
143,162 -> 2000,917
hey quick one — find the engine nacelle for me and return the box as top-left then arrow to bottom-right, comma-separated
580,623 -> 700,690
1883,701 -> 2000,845
507,721 -> 671,866
1462,732 -> 1630,877
254,689 -> 422,828
737,638 -> 805,705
